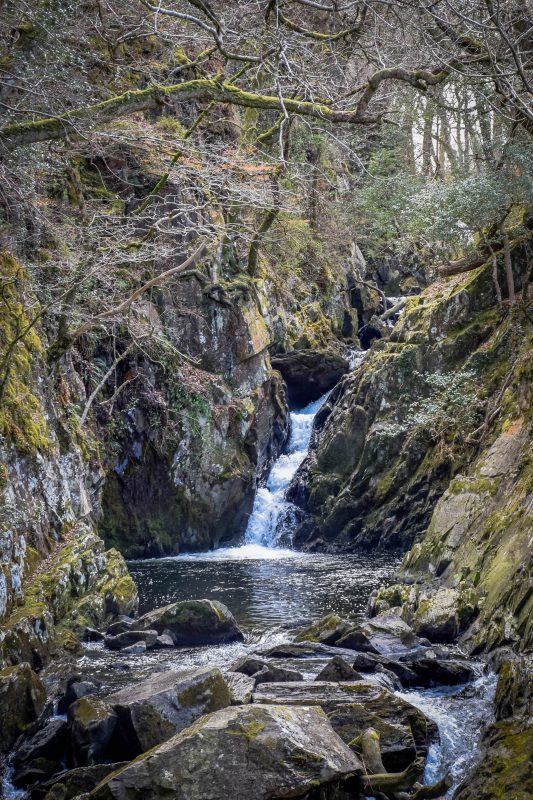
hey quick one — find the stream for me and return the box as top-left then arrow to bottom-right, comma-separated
4,388 -> 495,799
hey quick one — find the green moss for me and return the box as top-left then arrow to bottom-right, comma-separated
0,253 -> 52,455
449,476 -> 499,496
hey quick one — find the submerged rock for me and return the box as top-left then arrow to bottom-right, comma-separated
252,679 -> 435,772
135,599 -> 244,646
89,704 -> 363,800
0,662 -> 46,753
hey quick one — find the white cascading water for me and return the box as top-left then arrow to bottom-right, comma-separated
244,393 -> 328,549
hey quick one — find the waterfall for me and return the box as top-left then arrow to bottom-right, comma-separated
244,393 -> 328,548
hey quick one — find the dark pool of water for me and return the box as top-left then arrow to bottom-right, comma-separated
128,548 -> 401,632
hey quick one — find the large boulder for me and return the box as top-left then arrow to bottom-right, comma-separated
107,667 -> 231,755
336,613 -> 424,655
411,587 -> 478,643
0,663 -> 46,753
135,599 -> 244,646
89,704 -> 363,800
68,697 -> 118,766
12,719 -> 68,788
271,349 -> 349,406
253,680 -> 435,772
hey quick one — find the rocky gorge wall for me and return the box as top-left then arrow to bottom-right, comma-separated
285,238 -> 533,800
0,253 -> 137,671
289,241 -> 532,556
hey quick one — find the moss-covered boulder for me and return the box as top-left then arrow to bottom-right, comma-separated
295,613 -> 352,645
135,599 -> 243,646
107,667 -> 231,755
68,697 -> 118,767
89,704 -> 363,800
0,662 -> 46,753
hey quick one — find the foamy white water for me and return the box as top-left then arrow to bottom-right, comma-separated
244,393 -> 328,548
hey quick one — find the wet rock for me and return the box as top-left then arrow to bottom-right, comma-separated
351,652 -> 419,686
401,656 -> 475,687
271,348 -> 349,406
89,704 -> 363,800
259,641 -> 357,659
336,614 -> 423,656
154,634 -> 174,648
0,663 -> 46,753
13,719 -> 68,782
135,599 -> 244,646
58,677 -> 100,714
11,760 -> 58,790
316,656 -> 363,682
253,680 -> 435,772
107,666 -> 232,756
83,628 -> 105,643
230,656 -> 268,677
104,629 -> 158,650
30,766 -> 128,800
223,672 -> 255,705
120,641 -> 147,655
230,656 -> 303,685
253,665 -> 303,685
295,613 -> 352,645
335,628 -> 381,653
68,697 -> 118,766
106,617 -> 135,636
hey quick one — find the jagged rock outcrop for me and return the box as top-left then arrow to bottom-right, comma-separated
89,704 -> 364,800
289,247 -> 531,553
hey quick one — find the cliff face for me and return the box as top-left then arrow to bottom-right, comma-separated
289,242 -> 532,557
0,253 -> 136,668
288,240 -> 533,800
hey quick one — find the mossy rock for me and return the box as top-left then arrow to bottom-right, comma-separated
89,705 -> 363,800
295,614 -> 351,645
0,662 -> 46,753
135,599 -> 243,646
